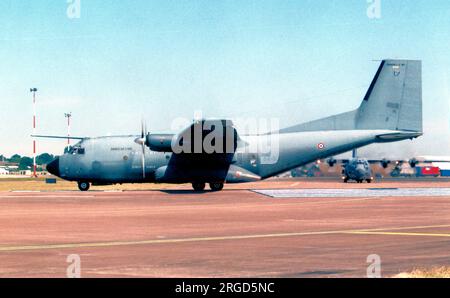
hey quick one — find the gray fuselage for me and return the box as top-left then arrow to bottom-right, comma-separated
51,129 -> 419,185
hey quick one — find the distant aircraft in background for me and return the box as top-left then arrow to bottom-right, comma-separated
341,158 -> 373,183
37,59 -> 423,191
392,156 -> 450,177
325,155 -> 450,181
326,150 -> 392,183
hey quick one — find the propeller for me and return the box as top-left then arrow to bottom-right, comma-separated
327,157 -> 337,167
381,159 -> 391,169
409,158 -> 418,168
134,120 -> 148,179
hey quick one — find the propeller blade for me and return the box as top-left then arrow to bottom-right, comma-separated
141,143 -> 146,179
135,119 -> 147,179
134,120 -> 146,146
141,120 -> 146,179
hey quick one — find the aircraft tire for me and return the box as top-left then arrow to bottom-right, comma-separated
343,178 -> 349,183
78,181 -> 90,191
366,179 -> 372,183
192,182 -> 206,191
209,182 -> 224,192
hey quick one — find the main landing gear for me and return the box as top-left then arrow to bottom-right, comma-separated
356,179 -> 373,184
191,182 -> 224,192
192,182 -> 206,191
77,181 -> 90,191
343,177 -> 373,184
209,182 -> 224,192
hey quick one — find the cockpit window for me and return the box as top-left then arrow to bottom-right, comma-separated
66,146 -> 85,155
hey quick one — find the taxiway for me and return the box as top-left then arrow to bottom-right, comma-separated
0,179 -> 449,277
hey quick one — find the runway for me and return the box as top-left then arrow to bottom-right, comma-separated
0,179 -> 450,277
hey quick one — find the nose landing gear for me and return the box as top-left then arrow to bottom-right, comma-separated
77,181 -> 90,191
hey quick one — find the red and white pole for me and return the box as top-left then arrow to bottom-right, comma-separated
65,112 -> 72,150
30,88 -> 38,178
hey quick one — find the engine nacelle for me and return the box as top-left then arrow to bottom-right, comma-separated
327,158 -> 337,167
145,134 -> 175,152
409,158 -> 418,168
381,159 -> 391,169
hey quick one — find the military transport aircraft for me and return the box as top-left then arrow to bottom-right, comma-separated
326,150 -> 397,183
326,153 -> 375,183
327,156 -> 422,183
40,59 -> 423,191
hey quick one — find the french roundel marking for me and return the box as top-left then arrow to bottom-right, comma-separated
317,143 -> 325,150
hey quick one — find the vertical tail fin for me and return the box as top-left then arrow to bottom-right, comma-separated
356,59 -> 422,132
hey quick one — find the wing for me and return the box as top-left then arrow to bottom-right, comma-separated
325,158 -> 349,167
31,135 -> 86,140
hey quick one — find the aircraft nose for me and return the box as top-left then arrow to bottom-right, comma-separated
356,167 -> 365,177
47,157 -> 60,177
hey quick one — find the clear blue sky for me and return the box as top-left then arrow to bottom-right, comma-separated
0,0 -> 449,157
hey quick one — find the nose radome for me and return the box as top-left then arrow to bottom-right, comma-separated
47,157 -> 60,177
356,167 -> 366,176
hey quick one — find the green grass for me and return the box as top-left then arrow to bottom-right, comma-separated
0,176 -> 186,191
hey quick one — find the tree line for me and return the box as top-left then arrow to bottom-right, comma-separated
0,153 -> 55,170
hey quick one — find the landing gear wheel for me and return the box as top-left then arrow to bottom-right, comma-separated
366,179 -> 372,183
78,181 -> 90,191
343,178 -> 349,183
192,182 -> 206,191
209,182 -> 224,192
